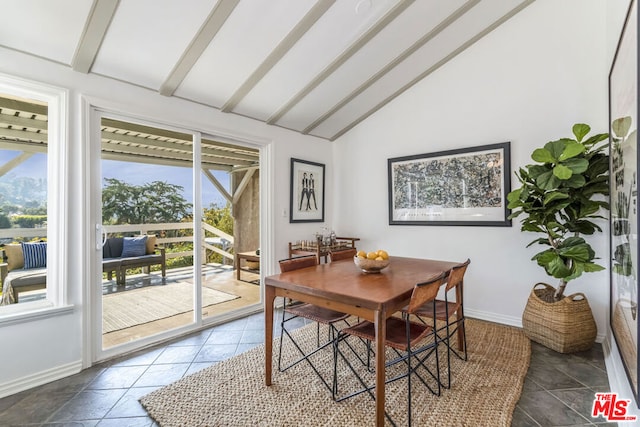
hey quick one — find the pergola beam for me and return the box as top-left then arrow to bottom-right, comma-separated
232,168 -> 256,205
203,169 -> 232,203
0,152 -> 34,178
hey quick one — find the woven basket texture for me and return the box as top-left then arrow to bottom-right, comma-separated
522,282 -> 597,353
140,318 -> 530,426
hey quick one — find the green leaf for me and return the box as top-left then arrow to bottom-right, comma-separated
545,139 -> 568,159
563,174 -> 586,188
553,164 -> 573,180
562,158 -> 588,174
583,262 -> 605,273
545,255 -> 572,278
543,191 -> 569,205
532,148 -> 556,163
528,164 -> 550,179
558,244 -> 591,262
536,170 -> 560,190
572,123 -> 591,142
559,142 -> 586,160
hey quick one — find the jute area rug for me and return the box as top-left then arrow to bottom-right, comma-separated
102,282 -> 239,333
140,318 -> 530,426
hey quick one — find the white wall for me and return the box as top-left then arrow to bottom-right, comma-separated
334,0 -> 610,328
334,0 -> 639,410
0,45 -> 332,393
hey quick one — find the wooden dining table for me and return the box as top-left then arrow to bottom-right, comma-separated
264,255 -> 460,427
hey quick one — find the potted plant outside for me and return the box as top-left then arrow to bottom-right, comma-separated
507,123 -> 609,353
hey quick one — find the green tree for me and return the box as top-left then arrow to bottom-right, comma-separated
102,178 -> 192,224
203,202 -> 234,264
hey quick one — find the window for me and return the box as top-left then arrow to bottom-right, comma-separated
0,73 -> 68,317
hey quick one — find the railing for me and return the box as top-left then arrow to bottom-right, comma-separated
0,222 -> 235,264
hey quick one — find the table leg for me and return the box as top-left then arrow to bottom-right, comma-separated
374,309 -> 386,427
265,285 -> 275,386
236,254 -> 240,281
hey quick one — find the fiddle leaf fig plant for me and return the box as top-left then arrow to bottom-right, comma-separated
507,124 -> 610,301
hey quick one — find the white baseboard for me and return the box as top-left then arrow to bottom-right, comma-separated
0,360 -> 83,399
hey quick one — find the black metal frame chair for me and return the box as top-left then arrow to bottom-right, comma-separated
333,272 -> 447,426
277,255 -> 350,397
410,258 -> 470,389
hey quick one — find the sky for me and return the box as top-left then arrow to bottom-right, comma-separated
0,150 -> 230,209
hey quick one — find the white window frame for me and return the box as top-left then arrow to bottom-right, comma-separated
0,73 -> 70,321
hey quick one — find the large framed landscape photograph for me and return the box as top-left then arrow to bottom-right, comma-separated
388,142 -> 511,226
609,0 -> 639,407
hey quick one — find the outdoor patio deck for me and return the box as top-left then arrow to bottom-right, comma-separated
102,263 -> 261,348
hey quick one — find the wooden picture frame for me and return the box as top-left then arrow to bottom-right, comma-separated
289,158 -> 325,223
609,0 -> 639,408
387,142 -> 511,226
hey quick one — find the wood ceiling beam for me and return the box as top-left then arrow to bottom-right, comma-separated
0,98 -> 47,116
0,129 -> 47,143
101,141 -> 255,168
221,0 -> 335,113
71,0 -> 120,73
326,0 -> 535,141
101,151 -> 233,172
159,0 -> 240,96
303,0 -> 480,135
266,0 -> 414,125
0,140 -> 47,153
102,118 -> 258,153
101,131 -> 258,163
0,112 -> 48,130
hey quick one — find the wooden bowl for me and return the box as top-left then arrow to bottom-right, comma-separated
354,256 -> 390,273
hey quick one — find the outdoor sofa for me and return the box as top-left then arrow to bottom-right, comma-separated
0,235 -> 166,305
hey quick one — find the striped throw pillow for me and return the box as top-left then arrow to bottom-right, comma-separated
21,241 -> 47,269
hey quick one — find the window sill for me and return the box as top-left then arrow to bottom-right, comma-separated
0,300 -> 74,326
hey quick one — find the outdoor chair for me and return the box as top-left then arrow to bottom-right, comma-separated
334,272 -> 446,425
409,258 -> 470,389
278,255 -> 350,397
328,247 -> 357,262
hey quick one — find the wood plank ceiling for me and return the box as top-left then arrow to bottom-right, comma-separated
0,0 -> 534,142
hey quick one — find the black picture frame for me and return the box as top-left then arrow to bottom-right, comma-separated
289,158 -> 325,223
609,0 -> 639,408
387,142 -> 511,226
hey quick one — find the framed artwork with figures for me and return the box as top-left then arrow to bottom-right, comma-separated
290,158 -> 325,223
609,0 -> 639,407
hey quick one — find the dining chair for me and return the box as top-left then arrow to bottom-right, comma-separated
410,258 -> 470,389
333,272 -> 447,426
277,255 -> 350,397
329,247 -> 357,262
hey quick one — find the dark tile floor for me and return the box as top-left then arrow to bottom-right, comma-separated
0,312 -> 614,426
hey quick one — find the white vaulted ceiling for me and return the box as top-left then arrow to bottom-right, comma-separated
0,0 -> 534,141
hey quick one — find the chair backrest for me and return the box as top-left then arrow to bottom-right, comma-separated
406,272 -> 447,314
445,258 -> 471,292
329,248 -> 357,262
279,255 -> 318,272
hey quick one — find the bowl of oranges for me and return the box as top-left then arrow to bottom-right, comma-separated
354,249 -> 390,273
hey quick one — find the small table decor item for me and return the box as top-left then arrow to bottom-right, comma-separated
354,249 -> 390,273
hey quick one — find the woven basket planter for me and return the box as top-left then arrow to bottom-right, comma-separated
522,282 -> 597,353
